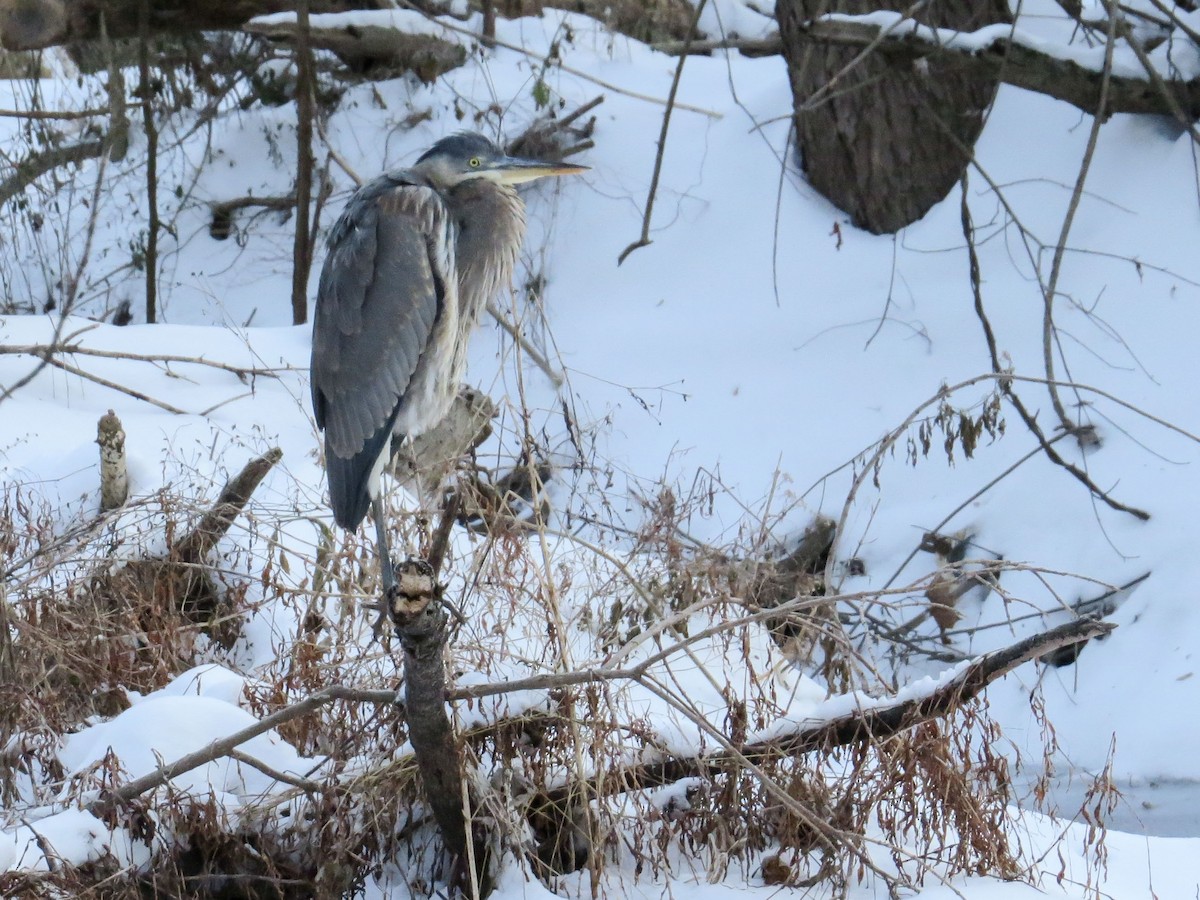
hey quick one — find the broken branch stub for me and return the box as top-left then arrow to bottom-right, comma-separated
96,409 -> 128,511
390,385 -> 496,496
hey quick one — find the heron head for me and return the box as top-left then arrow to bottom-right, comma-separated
415,132 -> 587,187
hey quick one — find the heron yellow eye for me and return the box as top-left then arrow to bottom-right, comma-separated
468,157 -> 481,168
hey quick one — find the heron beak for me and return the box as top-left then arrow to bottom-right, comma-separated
494,157 -> 589,185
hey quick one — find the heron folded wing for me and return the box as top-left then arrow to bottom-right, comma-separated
311,179 -> 452,462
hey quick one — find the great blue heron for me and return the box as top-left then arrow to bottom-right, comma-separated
310,132 -> 586,593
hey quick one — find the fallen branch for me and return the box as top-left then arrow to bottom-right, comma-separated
0,0 -> 381,50
0,105 -> 128,120
92,615 -> 1107,827
656,18 -> 1200,120
548,617 -> 1113,805
395,0 -> 723,118
796,15 -> 1200,119
174,448 -> 283,562
653,34 -> 783,55
0,138 -> 105,209
244,13 -> 466,81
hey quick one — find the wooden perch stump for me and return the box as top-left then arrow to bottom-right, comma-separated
382,497 -> 490,896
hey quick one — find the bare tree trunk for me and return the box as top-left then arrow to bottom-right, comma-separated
137,0 -> 158,323
291,0 -> 314,326
776,0 -> 1010,234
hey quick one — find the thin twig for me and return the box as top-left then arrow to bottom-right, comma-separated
315,112 -> 363,187
228,748 -> 322,792
42,354 -> 187,415
487,299 -> 563,388
881,432 -> 1071,593
138,0 -> 159,324
958,175 -> 1152,523
618,0 -> 709,264
1041,0 -> 1118,435
291,0 -> 315,326
0,342 -> 287,378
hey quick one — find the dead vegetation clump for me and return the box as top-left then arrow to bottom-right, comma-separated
0,435 -> 1103,900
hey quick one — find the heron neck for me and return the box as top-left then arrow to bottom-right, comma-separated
447,180 -> 527,320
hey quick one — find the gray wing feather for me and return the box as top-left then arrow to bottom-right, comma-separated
311,177 -> 452,462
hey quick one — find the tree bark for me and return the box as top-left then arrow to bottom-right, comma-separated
386,498 -> 490,896
777,0 -> 1011,234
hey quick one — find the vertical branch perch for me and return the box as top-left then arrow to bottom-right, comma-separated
388,494 -> 486,895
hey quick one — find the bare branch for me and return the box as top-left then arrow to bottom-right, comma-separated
618,0 -> 708,265
138,0 -> 158,323
244,13 -> 466,81
99,683 -> 390,806
1042,0 -> 1119,435
173,448 -> 283,563
958,176 -> 1152,523
0,105 -> 128,120
43,353 -> 187,415
291,0 -> 315,326
0,342 -> 287,379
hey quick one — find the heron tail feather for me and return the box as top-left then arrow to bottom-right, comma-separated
325,414 -> 398,532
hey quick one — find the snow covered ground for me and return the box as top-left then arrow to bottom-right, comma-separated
2,0 -> 1200,895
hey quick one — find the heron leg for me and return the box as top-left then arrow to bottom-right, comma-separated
372,495 -> 396,595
